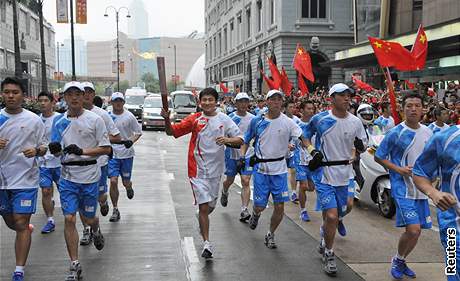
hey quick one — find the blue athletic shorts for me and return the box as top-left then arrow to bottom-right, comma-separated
108,157 -> 134,181
348,179 -> 357,198
295,164 -> 313,182
394,197 -> 432,229
253,172 -> 289,207
98,165 -> 108,195
39,167 -> 61,188
58,178 -> 98,218
314,182 -> 348,217
0,189 -> 38,215
286,156 -> 295,169
225,157 -> 252,177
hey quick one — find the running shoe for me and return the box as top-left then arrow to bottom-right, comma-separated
249,212 -> 260,230
220,191 -> 228,207
201,241 -> 213,259
239,209 -> 251,222
11,272 -> 24,281
390,257 -> 405,279
300,210 -> 310,222
403,263 -> 416,278
100,201 -> 109,217
264,232 -> 277,249
41,220 -> 55,234
109,208 -> 120,222
322,251 -> 337,275
126,186 -> 134,199
80,227 -> 92,246
93,228 -> 105,251
65,261 -> 82,281
337,219 -> 347,237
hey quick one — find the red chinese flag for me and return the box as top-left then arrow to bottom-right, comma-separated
219,82 -> 229,93
404,80 -> 415,90
411,25 -> 428,70
280,67 -> 293,96
293,44 -> 315,82
267,57 -> 281,89
368,37 -> 417,71
352,76 -> 374,92
297,72 -> 309,96
260,70 -> 277,90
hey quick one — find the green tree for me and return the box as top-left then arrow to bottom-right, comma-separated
141,73 -> 160,93
119,80 -> 130,94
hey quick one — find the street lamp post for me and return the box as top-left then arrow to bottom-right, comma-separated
168,44 -> 177,91
56,42 -> 64,89
104,6 -> 131,92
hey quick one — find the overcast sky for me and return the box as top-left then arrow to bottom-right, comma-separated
43,0 -> 204,43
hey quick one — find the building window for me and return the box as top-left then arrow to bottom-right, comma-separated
218,32 -> 222,56
257,0 -> 262,32
412,0 -> 423,30
270,0 -> 275,24
302,0 -> 326,19
237,14 -> 242,44
236,62 -> 243,74
246,8 -> 251,39
223,28 -> 227,52
0,1 -> 6,23
0,50 -> 4,69
229,21 -> 234,49
213,36 -> 217,58
47,29 -> 52,46
26,13 -> 30,35
33,18 -> 39,40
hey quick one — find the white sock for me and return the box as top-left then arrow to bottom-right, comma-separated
395,253 -> 405,260
15,266 -> 24,273
222,189 -> 228,195
339,217 -> 343,222
47,217 -> 54,223
241,206 -> 248,211
301,208 -> 306,213
292,191 -> 297,195
325,248 -> 334,255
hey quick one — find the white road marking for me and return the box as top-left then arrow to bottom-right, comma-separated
183,236 -> 199,264
167,173 -> 175,181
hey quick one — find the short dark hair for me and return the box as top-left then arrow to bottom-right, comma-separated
402,91 -> 423,107
199,87 -> 219,101
433,106 -> 447,118
300,99 -> 315,111
284,99 -> 295,108
380,102 -> 390,111
1,77 -> 26,94
93,96 -> 103,108
38,91 -> 55,102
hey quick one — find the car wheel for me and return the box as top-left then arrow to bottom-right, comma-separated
377,181 -> 396,219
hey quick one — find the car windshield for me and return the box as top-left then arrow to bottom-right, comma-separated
125,95 -> 145,105
144,98 -> 162,108
173,94 -> 196,108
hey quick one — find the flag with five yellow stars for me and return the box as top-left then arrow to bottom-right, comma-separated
411,25 -> 428,70
368,36 -> 417,71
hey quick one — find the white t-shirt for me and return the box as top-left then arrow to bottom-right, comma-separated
172,112 -> 243,178
0,109 -> 46,189
245,113 -> 302,175
52,110 -> 110,184
39,112 -> 62,168
305,111 -> 368,186
110,110 -> 142,159
227,111 -> 255,160
90,106 -> 120,166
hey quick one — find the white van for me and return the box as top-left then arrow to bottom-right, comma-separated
170,91 -> 198,121
124,87 -> 147,121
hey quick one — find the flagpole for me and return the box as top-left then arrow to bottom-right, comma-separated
381,66 -> 401,124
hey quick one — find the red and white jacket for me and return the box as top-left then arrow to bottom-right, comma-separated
172,112 -> 242,178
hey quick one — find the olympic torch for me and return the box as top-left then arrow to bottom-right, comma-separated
157,56 -> 169,111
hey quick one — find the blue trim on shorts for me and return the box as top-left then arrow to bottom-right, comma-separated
98,165 -> 108,195
39,167 -> 61,188
108,157 -> 134,181
314,182 -> 348,217
394,197 -> 432,229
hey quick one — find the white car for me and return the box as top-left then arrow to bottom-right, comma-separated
141,95 -> 173,130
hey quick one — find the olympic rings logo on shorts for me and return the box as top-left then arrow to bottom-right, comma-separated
321,196 -> 332,206
404,211 -> 418,219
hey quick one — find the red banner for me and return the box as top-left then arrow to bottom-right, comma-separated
76,0 -> 87,24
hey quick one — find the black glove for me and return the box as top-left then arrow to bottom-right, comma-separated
354,137 -> 365,153
236,158 -> 245,173
308,149 -> 324,171
63,144 -> 83,155
48,142 -> 62,154
225,143 -> 241,149
123,140 -> 134,148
